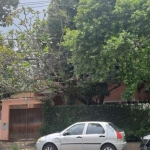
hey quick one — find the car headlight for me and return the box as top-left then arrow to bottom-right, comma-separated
37,137 -> 45,143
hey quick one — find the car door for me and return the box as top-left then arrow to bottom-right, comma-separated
83,123 -> 107,150
61,123 -> 85,150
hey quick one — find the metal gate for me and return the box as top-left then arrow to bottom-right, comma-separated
9,105 -> 42,140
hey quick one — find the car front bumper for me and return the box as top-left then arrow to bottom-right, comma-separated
36,141 -> 45,150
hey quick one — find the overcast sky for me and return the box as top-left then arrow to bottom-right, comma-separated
0,0 -> 49,35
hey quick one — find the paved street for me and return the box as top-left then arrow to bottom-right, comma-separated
0,141 -> 140,150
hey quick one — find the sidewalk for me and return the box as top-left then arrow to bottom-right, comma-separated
0,141 -> 36,150
127,142 -> 140,150
0,141 -> 140,150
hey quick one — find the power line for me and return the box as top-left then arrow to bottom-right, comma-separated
0,37 -> 58,40
19,3 -> 49,6
19,1 -> 50,4
19,2 -> 50,6
19,3 -> 49,7
22,5 -> 49,8
17,5 -> 49,9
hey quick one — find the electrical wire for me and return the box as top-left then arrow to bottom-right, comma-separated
19,2 -> 50,6
19,1 -> 50,4
19,3 -> 49,6
18,1 -> 50,8
19,5 -> 49,8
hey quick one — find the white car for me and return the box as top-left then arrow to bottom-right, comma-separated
36,121 -> 127,150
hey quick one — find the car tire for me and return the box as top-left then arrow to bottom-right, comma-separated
101,144 -> 117,150
43,143 -> 57,150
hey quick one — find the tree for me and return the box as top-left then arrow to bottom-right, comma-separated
4,6 -> 79,103
46,0 -> 81,104
0,8 -> 48,98
47,0 -> 114,105
63,0 -> 120,103
0,39 -> 26,99
63,0 -> 150,102
102,0 -> 150,100
0,6 -> 58,99
4,1 -> 122,105
4,3 -> 109,105
47,0 -> 79,50
6,0 -> 150,104
0,0 -> 19,26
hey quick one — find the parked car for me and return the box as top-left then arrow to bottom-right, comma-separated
140,133 -> 150,150
36,121 -> 127,150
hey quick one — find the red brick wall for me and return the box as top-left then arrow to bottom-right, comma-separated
104,84 -> 150,102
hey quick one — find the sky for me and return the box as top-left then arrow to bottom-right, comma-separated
0,0 -> 50,35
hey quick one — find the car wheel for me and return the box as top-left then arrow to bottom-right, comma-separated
101,144 -> 116,150
43,144 -> 57,150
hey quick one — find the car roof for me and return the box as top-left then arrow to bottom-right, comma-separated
75,121 -> 110,125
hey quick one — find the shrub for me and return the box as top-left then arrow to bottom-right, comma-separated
41,102 -> 150,142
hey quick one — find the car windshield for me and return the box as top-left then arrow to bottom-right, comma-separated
109,123 -> 123,132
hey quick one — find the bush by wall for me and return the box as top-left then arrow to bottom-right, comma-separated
41,101 -> 150,142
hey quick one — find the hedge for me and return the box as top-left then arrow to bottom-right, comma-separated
41,101 -> 150,142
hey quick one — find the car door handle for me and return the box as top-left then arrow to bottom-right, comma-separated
77,136 -> 82,138
99,135 -> 105,137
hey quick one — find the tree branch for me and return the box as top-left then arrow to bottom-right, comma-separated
108,83 -> 121,92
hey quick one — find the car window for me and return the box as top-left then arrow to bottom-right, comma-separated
67,123 -> 85,135
86,123 -> 105,134
108,123 -> 122,132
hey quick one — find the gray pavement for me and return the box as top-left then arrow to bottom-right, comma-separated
0,141 -> 141,150
127,142 -> 140,150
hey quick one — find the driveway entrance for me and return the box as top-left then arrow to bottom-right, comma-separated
9,104 -> 42,140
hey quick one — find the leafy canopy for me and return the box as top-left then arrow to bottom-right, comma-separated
0,0 -> 19,26
63,0 -> 150,100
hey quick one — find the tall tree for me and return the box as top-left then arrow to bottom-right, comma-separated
47,0 -> 78,50
46,0 -> 80,104
0,38 -> 26,99
0,0 -> 19,26
4,3 -> 106,105
63,0 -> 150,102
4,7 -> 79,103
0,8 -> 48,98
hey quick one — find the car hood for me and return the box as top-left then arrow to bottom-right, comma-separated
46,133 -> 61,139
37,133 -> 61,143
143,135 -> 150,140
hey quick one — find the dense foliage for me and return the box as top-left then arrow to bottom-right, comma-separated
0,8 -> 49,99
0,0 -> 19,26
63,0 -> 150,101
0,36 -> 28,98
46,0 -> 122,104
1,0 -> 150,103
41,103 -> 150,142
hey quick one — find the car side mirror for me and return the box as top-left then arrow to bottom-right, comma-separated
63,131 -> 70,136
